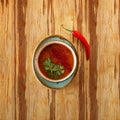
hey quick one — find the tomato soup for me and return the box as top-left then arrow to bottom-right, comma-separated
38,43 -> 74,80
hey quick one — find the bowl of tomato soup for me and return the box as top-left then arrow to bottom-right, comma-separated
33,35 -> 78,88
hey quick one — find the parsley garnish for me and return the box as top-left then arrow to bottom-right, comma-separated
43,58 -> 64,79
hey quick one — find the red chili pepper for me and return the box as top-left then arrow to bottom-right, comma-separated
62,25 -> 90,60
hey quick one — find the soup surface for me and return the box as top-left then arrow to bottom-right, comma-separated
38,43 -> 74,80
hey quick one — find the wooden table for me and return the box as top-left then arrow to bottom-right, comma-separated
0,0 -> 120,120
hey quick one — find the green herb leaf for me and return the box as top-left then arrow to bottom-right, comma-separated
43,58 -> 65,79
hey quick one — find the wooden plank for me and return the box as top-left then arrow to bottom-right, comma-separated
0,0 -> 16,120
96,0 -> 120,119
15,0 -> 50,120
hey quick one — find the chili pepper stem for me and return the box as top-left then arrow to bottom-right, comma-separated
61,25 -> 73,33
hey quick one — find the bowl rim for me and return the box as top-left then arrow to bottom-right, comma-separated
32,35 -> 78,83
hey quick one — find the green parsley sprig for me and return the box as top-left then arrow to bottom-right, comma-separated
43,58 -> 64,79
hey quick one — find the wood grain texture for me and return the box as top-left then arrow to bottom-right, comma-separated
0,0 -> 120,120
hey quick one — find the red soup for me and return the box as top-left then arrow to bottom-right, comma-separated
38,43 -> 74,80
